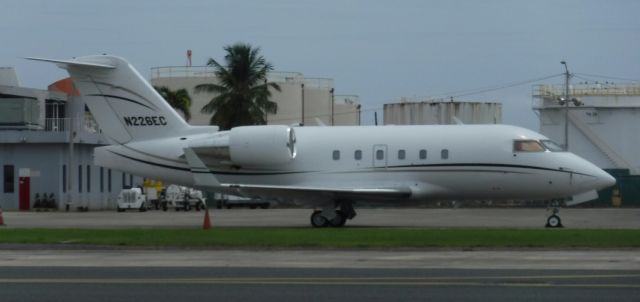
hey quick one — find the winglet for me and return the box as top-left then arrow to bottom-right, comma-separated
26,57 -> 116,69
183,148 -> 221,187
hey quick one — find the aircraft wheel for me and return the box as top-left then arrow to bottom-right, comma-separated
310,211 -> 329,228
117,207 -> 125,213
329,211 -> 347,227
546,215 -> 563,228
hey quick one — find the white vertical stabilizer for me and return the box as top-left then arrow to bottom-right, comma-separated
27,55 -> 189,144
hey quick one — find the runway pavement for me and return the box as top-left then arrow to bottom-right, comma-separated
2,207 -> 640,228
0,266 -> 638,302
2,208 -> 639,301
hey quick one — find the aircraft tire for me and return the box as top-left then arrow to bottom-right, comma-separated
546,215 -> 562,228
329,211 -> 347,227
310,211 -> 329,228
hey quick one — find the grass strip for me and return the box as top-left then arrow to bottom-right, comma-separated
0,228 -> 639,249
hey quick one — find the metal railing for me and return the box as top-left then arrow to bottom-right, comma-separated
533,83 -> 640,97
149,66 -> 335,88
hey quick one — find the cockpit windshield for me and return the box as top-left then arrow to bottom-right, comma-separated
514,139 -> 565,152
540,139 -> 565,152
513,140 -> 545,152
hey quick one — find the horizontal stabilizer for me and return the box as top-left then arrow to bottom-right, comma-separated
25,57 -> 116,69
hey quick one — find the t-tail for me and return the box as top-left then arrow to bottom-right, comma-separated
27,55 -> 192,144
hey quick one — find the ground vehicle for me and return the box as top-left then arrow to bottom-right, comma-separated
116,188 -> 147,212
162,185 -> 206,211
215,193 -> 270,209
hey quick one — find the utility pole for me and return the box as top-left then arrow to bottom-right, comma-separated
330,88 -> 335,126
561,61 -> 571,150
301,83 -> 305,126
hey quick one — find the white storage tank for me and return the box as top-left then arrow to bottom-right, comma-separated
150,66 -> 360,127
383,99 -> 502,125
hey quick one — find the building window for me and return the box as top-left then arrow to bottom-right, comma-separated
419,149 -> 427,160
376,149 -> 384,160
398,149 -> 406,160
62,165 -> 67,193
441,149 -> 449,159
78,165 -> 83,193
129,174 -> 133,187
100,167 -> 104,193
3,165 -> 14,193
108,169 -> 112,192
86,166 -> 91,193
354,150 -> 362,160
332,150 -> 340,160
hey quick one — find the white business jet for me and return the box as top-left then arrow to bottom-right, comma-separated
29,55 -> 616,228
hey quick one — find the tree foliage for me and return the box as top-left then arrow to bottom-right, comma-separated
196,43 -> 280,130
154,86 -> 192,122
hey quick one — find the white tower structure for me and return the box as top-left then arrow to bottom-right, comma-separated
533,83 -> 640,174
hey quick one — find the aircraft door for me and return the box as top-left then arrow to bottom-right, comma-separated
373,144 -> 388,168
18,168 -> 31,211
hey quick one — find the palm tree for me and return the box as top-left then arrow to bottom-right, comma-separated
195,43 -> 280,130
155,86 -> 192,122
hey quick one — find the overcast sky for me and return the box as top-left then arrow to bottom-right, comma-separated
2,0 -> 638,129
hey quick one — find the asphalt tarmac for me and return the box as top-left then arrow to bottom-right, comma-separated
2,208 -> 640,228
2,208 -> 639,301
1,266 -> 638,302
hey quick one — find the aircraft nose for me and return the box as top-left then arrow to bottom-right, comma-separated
595,169 -> 616,190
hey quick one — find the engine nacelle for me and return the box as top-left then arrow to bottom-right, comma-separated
228,125 -> 296,166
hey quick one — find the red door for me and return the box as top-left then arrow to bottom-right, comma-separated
19,177 -> 30,211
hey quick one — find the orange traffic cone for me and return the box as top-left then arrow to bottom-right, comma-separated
202,207 -> 212,230
0,208 -> 5,226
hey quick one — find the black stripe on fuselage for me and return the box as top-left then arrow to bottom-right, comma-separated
88,94 -> 155,111
109,151 -> 594,178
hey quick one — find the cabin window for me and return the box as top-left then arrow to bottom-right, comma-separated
398,149 -> 406,160
376,149 -> 384,160
513,140 -> 545,152
419,149 -> 427,160
441,149 -> 449,159
332,150 -> 340,160
354,150 -> 362,160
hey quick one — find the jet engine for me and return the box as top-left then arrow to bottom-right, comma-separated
189,125 -> 297,167
229,125 -> 297,166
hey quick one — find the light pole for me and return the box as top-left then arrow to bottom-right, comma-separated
561,61 -> 570,150
558,61 -> 582,151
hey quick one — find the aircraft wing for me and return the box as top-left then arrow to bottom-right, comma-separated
222,183 -> 413,202
183,147 -> 413,202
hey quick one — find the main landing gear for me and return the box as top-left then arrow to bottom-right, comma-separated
310,201 -> 357,228
545,200 -> 563,228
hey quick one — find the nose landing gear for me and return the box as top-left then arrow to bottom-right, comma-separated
545,200 -> 564,228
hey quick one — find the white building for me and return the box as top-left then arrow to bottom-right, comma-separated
0,68 -> 142,211
149,66 -> 361,127
384,97 -> 502,125
533,83 -> 640,174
